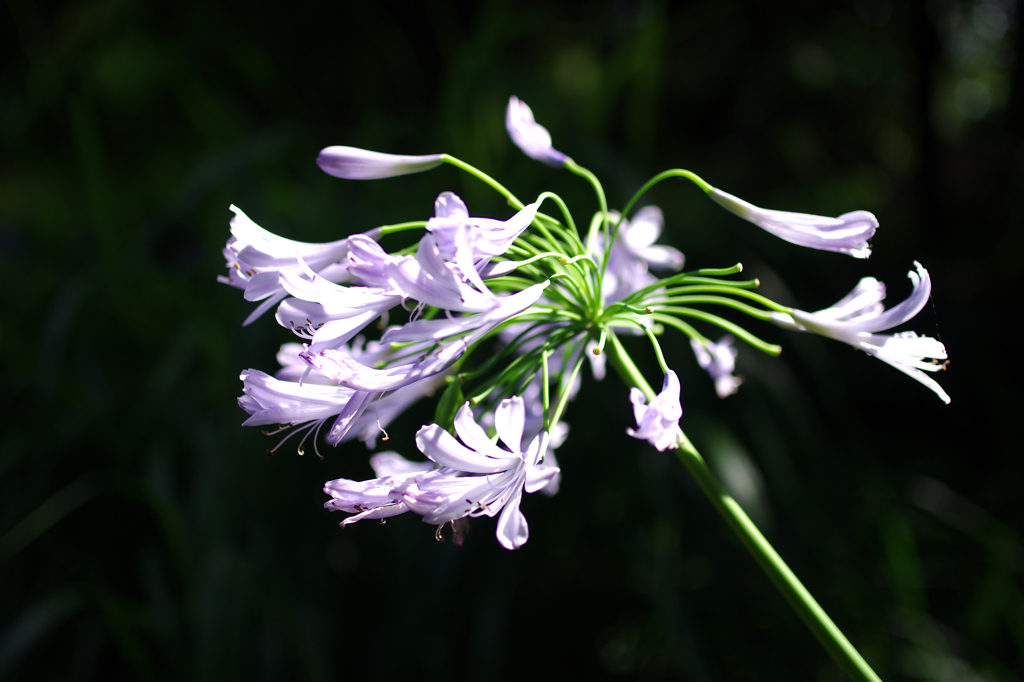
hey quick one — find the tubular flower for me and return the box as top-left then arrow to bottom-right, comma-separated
317,146 -> 444,179
218,205 -> 382,326
777,262 -> 950,404
506,96 -> 567,167
710,188 -> 877,258
324,398 -> 559,549
627,371 -> 683,451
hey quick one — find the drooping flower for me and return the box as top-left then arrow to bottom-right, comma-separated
323,397 -> 559,549
218,205 -> 381,325
413,398 -> 559,549
709,188 -> 877,258
627,371 -> 683,451
238,369 -> 355,428
317,146 -> 444,180
505,96 -> 567,167
777,262 -> 950,403
322,454 -> 427,525
240,337 -> 452,451
691,336 -> 742,398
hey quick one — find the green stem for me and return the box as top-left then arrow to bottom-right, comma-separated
380,220 -> 428,235
673,434 -> 882,682
604,331 -> 883,682
617,169 -> 713,226
441,154 -> 524,208
563,158 -> 611,281
536,191 -> 582,247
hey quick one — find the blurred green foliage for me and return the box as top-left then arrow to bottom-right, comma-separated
1,0 -> 1021,680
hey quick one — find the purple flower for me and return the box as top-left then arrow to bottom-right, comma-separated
691,336 -> 742,398
238,369 -> 354,427
414,398 -> 559,549
627,371 -> 683,451
301,338 -> 468,393
317,146 -> 443,180
240,338 -> 450,449
615,206 -> 685,271
218,205 -> 380,326
710,188 -> 877,258
780,262 -> 950,403
426,191 -> 539,266
506,96 -> 567,167
273,275 -> 401,353
323,397 -> 559,549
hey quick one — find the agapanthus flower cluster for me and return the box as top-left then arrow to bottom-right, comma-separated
221,96 -> 949,550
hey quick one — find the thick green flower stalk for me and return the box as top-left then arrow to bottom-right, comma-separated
220,96 -> 950,682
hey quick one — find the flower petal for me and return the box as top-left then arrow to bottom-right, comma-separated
494,397 -> 526,456
495,487 -> 529,550
416,423 -> 518,473
505,96 -> 567,167
710,188 -> 877,258
317,146 -> 443,180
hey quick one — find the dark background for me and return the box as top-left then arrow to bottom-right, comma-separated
1,0 -> 1022,680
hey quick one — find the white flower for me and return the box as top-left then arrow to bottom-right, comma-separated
781,262 -> 950,404
626,371 -> 683,451
317,146 -> 443,179
710,188 -> 877,258
505,96 -> 567,167
691,336 -> 742,398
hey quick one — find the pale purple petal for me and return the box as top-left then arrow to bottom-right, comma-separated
710,188 -> 877,258
370,452 -> 434,477
227,205 -> 362,269
301,339 -> 467,392
495,487 -> 529,550
238,369 -> 353,426
347,234 -> 395,287
326,389 -> 376,445
812,277 -> 886,323
380,283 -> 549,345
506,96 -> 567,167
785,263 -> 949,403
452,403 -> 518,461
691,336 -> 741,399
434,191 -> 468,219
317,146 -> 444,180
494,396 -> 525,455
792,263 -> 932,335
626,371 -> 683,451
416,422 -> 519,473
